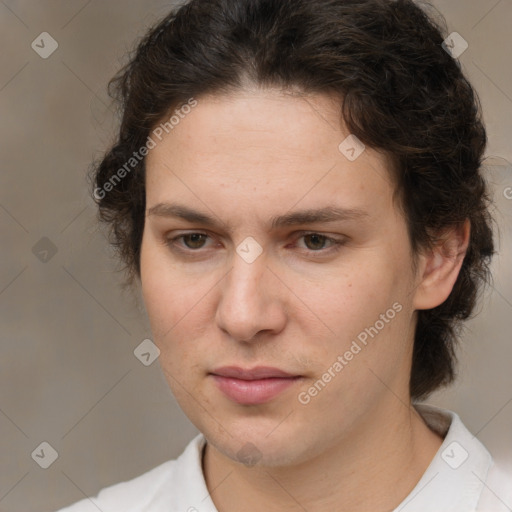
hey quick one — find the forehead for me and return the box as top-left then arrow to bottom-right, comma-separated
144,89 -> 396,226
148,89 -> 345,164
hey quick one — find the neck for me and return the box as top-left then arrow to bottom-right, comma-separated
202,401 -> 444,512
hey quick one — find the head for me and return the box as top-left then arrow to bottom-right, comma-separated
91,0 -> 494,465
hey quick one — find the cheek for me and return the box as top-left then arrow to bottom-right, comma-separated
140,238 -> 186,348
296,251 -> 412,371
142,273 -> 201,348
140,239 -> 215,363
292,257 -> 394,330
141,234 -> 185,323
140,260 -> 203,400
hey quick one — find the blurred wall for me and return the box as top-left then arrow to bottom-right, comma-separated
0,1 -> 510,511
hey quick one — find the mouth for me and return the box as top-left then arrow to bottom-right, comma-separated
209,366 -> 303,405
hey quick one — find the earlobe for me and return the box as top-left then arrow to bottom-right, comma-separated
413,220 -> 471,310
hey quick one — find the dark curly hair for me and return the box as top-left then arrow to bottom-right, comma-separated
90,0 -> 495,401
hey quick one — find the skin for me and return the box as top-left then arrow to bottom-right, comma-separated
140,87 -> 470,512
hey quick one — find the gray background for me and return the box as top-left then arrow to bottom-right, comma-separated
0,1 -> 511,511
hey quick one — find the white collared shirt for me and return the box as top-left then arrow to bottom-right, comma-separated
56,404 -> 512,511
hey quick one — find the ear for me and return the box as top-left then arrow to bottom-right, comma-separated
412,219 -> 471,310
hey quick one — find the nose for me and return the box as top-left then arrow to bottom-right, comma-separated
215,249 -> 287,343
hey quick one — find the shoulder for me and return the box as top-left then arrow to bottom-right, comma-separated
56,459 -> 175,512
54,434 -> 206,512
411,403 -> 511,511
476,461 -> 512,512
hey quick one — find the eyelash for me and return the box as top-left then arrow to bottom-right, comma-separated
165,231 -> 346,257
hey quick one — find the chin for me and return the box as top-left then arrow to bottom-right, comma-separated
209,435 -> 302,468
203,419 -> 316,468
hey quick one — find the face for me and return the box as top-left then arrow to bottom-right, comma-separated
140,88 -> 422,467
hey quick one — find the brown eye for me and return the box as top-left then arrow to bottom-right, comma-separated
166,232 -> 211,252
293,232 -> 346,257
180,233 -> 208,249
302,233 -> 330,251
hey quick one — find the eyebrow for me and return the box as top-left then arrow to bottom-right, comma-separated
147,203 -> 369,230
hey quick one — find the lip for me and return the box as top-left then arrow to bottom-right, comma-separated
210,366 -> 302,405
211,366 -> 297,380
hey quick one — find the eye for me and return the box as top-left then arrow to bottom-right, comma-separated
296,233 -> 338,251
168,232 -> 211,250
165,231 -> 346,256
293,232 -> 346,254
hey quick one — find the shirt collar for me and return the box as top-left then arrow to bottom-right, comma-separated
392,403 -> 493,512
